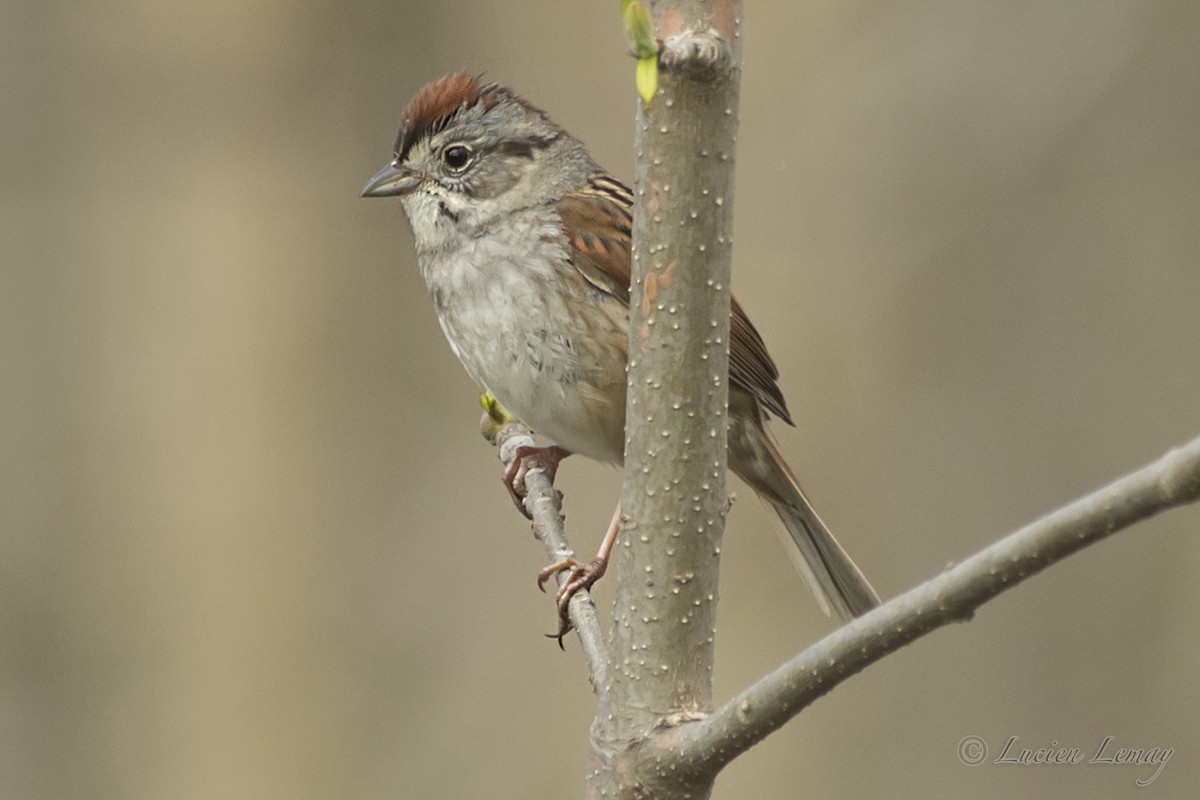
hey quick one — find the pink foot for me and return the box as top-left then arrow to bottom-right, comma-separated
537,557 -> 609,648
501,445 -> 571,518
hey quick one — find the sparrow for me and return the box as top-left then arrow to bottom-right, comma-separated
363,73 -> 879,635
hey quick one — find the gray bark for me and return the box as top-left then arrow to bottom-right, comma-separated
593,3 -> 744,798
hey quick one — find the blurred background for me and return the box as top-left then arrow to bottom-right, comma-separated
4,1 -> 1199,798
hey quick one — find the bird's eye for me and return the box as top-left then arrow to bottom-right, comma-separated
442,145 -> 472,171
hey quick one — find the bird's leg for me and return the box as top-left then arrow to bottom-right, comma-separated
537,502 -> 622,646
502,445 -> 571,518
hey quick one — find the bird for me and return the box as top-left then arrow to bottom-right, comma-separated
362,73 -> 878,636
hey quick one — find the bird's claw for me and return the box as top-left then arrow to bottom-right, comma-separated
537,557 -> 608,648
501,445 -> 569,519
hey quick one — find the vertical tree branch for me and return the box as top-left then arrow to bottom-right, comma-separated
590,2 -> 743,798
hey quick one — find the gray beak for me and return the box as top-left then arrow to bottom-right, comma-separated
361,160 -> 421,197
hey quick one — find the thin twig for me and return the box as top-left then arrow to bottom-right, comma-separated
656,434 -> 1200,779
486,418 -> 609,694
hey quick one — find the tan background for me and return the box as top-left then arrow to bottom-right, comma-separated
4,1 -> 1199,798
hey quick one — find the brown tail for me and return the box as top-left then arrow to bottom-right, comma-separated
730,417 -> 879,621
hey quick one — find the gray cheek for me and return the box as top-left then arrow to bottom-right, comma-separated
466,158 -> 526,201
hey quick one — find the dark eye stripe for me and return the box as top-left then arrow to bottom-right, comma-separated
494,141 -> 534,160
491,133 -> 559,161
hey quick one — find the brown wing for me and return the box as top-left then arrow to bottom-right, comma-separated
555,174 -> 793,425
555,174 -> 634,303
729,295 -> 792,424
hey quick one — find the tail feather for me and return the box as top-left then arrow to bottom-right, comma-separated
730,415 -> 879,621
764,493 -> 879,621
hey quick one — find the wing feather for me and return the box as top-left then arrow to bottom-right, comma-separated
554,175 -> 793,425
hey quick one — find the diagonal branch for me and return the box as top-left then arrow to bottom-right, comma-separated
484,416 -> 610,694
658,434 -> 1200,779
